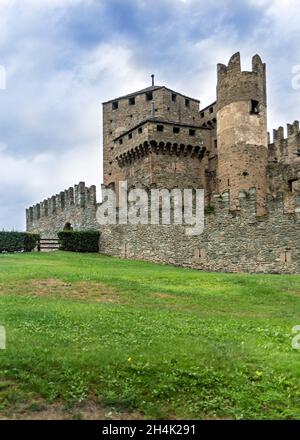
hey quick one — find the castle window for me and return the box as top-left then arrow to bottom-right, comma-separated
209,107 -> 214,114
214,139 -> 217,148
250,100 -> 260,114
128,133 -> 133,139
119,139 -> 123,145
288,178 -> 298,192
172,93 -> 177,102
185,99 -> 190,107
189,129 -> 196,136
138,127 -> 143,134
112,101 -> 119,110
201,112 -> 205,118
173,127 -> 180,134
146,91 -> 153,101
129,97 -> 135,106
157,125 -> 164,132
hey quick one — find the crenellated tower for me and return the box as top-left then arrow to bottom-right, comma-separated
216,52 -> 268,215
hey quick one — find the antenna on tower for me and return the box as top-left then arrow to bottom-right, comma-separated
151,74 -> 155,87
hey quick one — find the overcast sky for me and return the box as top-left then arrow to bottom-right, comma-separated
0,0 -> 300,230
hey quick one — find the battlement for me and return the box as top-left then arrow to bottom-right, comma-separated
116,142 -> 206,168
113,119 -> 205,167
217,52 -> 266,111
217,52 -> 265,77
212,187 -> 300,216
26,182 -> 97,226
268,120 -> 300,166
271,120 -> 300,142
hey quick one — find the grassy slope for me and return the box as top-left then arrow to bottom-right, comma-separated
0,251 -> 300,419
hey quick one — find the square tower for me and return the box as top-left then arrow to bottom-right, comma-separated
102,85 -> 202,189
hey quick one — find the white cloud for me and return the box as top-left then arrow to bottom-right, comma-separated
0,0 -> 86,7
0,36 -> 151,229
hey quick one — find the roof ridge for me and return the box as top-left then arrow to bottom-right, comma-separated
102,86 -> 163,104
102,86 -> 200,105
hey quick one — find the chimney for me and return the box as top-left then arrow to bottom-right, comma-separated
151,74 -> 155,87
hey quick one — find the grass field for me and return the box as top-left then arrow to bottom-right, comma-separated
0,252 -> 300,420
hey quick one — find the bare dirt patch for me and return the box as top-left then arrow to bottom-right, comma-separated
0,279 -> 122,304
0,400 -> 144,420
152,292 -> 176,300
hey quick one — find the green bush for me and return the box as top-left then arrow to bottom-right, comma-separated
58,231 -> 100,253
0,232 -> 40,253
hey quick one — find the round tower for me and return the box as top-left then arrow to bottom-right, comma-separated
216,52 -> 268,215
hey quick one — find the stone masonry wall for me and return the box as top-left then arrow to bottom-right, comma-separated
26,183 -> 300,274
217,53 -> 268,215
268,121 -> 300,198
103,87 -> 201,187
99,189 -> 300,274
26,182 -> 98,238
114,119 -> 208,191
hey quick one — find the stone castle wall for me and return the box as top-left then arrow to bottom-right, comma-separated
99,189 -> 300,274
268,121 -> 300,197
26,182 -> 300,274
26,182 -> 98,238
269,120 -> 300,166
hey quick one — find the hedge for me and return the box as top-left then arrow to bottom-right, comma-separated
58,230 -> 100,253
0,232 -> 40,253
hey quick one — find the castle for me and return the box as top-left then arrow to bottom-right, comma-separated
26,53 -> 300,273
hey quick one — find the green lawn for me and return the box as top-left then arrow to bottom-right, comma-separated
0,252 -> 300,419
